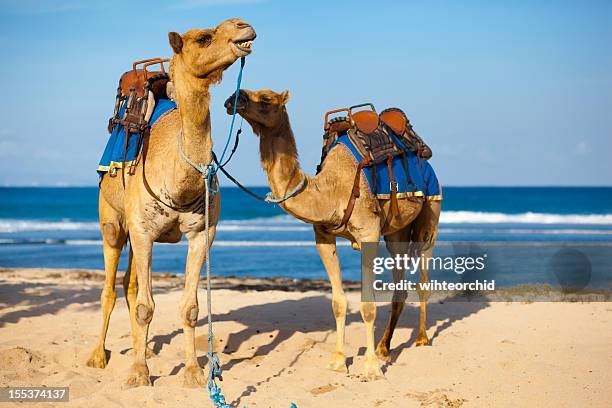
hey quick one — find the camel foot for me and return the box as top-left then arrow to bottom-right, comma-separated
124,363 -> 151,388
415,332 -> 430,347
363,354 -> 383,381
183,365 -> 207,388
375,340 -> 391,362
86,346 -> 108,369
326,351 -> 348,373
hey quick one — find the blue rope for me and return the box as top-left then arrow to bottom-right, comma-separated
204,57 -> 297,408
206,56 -> 246,195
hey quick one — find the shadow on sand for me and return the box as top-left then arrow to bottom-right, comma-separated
145,293 -> 489,405
0,278 -> 488,403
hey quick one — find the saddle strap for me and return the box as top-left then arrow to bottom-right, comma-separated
340,157 -> 370,227
387,154 -> 399,218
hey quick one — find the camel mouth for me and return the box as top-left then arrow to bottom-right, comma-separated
232,30 -> 256,56
224,91 -> 248,114
232,40 -> 254,56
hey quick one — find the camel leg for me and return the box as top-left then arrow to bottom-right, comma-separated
411,200 -> 441,347
314,226 -> 347,373
359,231 -> 382,380
124,231 -> 154,388
86,197 -> 127,368
376,230 -> 410,361
181,227 -> 215,388
122,247 -> 156,359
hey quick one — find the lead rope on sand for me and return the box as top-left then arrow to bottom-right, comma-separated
203,177 -> 297,408
203,175 -> 230,408
200,56 -> 297,408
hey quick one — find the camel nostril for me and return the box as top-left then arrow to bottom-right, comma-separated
236,22 -> 250,29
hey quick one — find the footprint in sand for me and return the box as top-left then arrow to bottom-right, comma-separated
309,383 -> 337,396
405,388 -> 467,407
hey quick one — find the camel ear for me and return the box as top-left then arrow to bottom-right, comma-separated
280,90 -> 290,105
168,32 -> 183,54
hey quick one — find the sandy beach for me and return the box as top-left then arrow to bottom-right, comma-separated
0,268 -> 610,407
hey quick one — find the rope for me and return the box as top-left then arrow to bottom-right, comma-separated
263,177 -> 306,203
213,153 -> 305,204
211,57 -> 245,176
204,176 -> 231,408
199,56 -> 298,408
177,129 -> 211,178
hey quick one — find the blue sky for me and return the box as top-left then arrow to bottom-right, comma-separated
0,0 -> 610,186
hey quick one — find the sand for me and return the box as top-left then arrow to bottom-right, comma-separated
0,268 -> 610,407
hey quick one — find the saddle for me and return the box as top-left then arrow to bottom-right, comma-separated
106,58 -> 171,177
107,58 -> 171,134
319,103 -> 433,226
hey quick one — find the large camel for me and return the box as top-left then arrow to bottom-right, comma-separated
86,19 -> 256,388
225,89 -> 441,380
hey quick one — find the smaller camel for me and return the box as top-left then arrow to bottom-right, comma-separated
225,89 -> 442,380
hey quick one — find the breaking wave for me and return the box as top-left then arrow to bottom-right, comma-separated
1,211 -> 612,234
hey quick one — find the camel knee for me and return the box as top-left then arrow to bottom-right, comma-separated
136,303 -> 154,325
331,295 -> 347,319
417,289 -> 430,303
181,304 -> 199,328
101,287 -> 117,303
102,223 -> 121,247
360,302 -> 376,323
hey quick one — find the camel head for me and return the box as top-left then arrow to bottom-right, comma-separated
168,18 -> 256,83
224,89 -> 290,133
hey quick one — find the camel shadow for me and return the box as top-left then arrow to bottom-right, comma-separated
377,294 -> 490,372
0,282 -> 102,327
0,280 -> 174,328
145,291 -> 488,403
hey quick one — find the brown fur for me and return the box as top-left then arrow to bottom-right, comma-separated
228,89 -> 442,380
86,18 -> 256,388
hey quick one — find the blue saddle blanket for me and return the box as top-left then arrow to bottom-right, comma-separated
331,134 -> 442,200
97,98 -> 177,175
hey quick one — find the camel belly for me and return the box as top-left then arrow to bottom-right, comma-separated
155,225 -> 183,243
380,197 -> 424,235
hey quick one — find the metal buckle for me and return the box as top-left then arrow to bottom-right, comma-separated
390,181 -> 398,191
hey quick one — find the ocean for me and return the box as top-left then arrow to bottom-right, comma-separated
1,187 -> 611,287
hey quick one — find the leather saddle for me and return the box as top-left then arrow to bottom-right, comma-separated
107,58 -> 171,135
319,103 -> 433,226
320,104 -> 432,167
106,58 -> 171,177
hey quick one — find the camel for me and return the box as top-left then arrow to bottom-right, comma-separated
225,89 -> 441,380
86,18 -> 256,388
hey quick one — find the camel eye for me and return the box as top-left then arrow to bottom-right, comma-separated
197,34 -> 212,46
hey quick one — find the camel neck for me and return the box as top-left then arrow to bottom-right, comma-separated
259,111 -> 303,199
173,63 -> 213,167
257,111 -> 325,224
